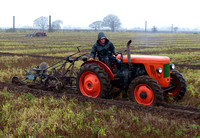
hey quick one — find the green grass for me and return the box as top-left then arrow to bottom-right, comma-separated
0,32 -> 200,137
0,90 -> 200,137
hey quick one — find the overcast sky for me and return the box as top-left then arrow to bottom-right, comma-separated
1,0 -> 200,29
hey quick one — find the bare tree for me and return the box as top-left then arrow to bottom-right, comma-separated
52,20 -> 63,30
152,26 -> 158,32
89,21 -> 103,31
102,14 -> 121,32
174,27 -> 178,33
33,16 -> 48,31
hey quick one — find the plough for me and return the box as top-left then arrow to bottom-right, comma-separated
12,47 -> 89,92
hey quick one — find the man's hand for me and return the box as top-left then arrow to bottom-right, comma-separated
89,58 -> 94,60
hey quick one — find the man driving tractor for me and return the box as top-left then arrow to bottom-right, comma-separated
90,32 -> 121,70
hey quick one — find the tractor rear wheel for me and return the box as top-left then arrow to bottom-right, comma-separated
166,70 -> 187,101
77,64 -> 111,98
128,75 -> 163,106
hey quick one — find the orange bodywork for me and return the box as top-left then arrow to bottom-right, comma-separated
82,54 -> 171,88
117,55 -> 171,87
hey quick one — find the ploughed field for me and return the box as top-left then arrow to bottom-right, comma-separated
0,31 -> 200,137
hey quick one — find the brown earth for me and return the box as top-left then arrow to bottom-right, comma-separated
0,82 -> 200,124
1,51 -> 199,69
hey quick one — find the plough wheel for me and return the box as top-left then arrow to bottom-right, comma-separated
45,76 -> 62,92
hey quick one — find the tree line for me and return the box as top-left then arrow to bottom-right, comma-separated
33,14 -> 179,32
34,14 -> 121,32
33,16 -> 63,31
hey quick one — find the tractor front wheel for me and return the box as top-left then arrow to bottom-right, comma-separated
128,75 -> 163,106
77,64 -> 111,98
166,70 -> 187,101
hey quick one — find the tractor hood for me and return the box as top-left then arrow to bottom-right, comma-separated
120,55 -> 170,64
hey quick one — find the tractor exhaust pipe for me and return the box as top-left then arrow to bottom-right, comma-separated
127,40 -> 132,65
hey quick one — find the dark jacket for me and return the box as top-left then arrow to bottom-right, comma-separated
90,32 -> 117,59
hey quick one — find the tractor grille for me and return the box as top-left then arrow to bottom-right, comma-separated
150,65 -> 156,77
163,64 -> 170,78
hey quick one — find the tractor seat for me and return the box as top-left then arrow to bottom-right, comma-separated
32,62 -> 48,71
32,68 -> 45,71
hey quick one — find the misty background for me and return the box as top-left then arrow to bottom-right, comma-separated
1,0 -> 200,32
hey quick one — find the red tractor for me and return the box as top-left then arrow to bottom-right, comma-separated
76,40 -> 187,106
26,32 -> 47,37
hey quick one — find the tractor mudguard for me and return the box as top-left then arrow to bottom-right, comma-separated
81,60 -> 114,81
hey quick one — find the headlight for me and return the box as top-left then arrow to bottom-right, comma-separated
170,64 -> 175,70
156,67 -> 162,74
